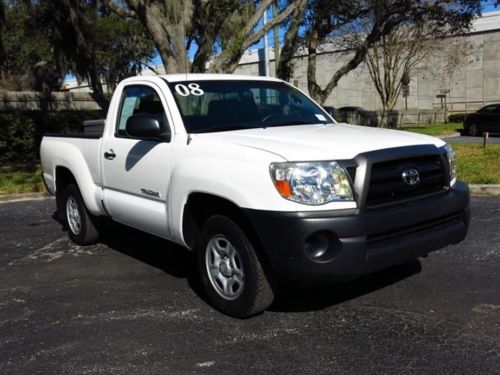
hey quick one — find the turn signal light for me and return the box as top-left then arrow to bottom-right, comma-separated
273,180 -> 292,198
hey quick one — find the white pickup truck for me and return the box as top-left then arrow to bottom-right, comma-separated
41,74 -> 470,317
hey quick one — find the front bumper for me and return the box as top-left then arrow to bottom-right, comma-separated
245,181 -> 470,281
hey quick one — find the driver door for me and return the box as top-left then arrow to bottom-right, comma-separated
101,83 -> 174,238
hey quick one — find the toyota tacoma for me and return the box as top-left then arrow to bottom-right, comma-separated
40,74 -> 470,318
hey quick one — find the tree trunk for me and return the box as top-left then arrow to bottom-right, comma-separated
276,0 -> 307,81
305,9 -> 404,105
307,29 -> 327,104
112,0 -> 298,75
123,0 -> 192,74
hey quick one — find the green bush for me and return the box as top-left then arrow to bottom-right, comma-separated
0,110 -> 105,162
0,112 -> 37,161
448,113 -> 466,123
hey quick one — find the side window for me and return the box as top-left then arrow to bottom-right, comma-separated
116,85 -> 167,137
479,106 -> 494,114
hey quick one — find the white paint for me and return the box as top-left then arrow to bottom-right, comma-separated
174,83 -> 204,96
315,114 -> 327,122
195,361 -> 216,368
8,237 -> 96,266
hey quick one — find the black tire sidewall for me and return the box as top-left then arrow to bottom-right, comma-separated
197,215 -> 263,318
469,124 -> 479,136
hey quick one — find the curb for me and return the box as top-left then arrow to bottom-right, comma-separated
0,191 -> 51,203
469,184 -> 500,196
440,132 -> 461,139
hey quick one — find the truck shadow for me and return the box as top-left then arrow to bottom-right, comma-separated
59,214 -> 422,313
269,260 -> 421,312
53,212 -> 195,279
97,219 -> 195,279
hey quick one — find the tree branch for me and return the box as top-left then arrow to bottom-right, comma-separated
103,0 -> 137,18
276,0 -> 308,81
210,0 -> 301,73
241,0 -> 300,51
137,60 -> 160,75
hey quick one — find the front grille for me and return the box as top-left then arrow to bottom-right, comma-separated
366,155 -> 448,207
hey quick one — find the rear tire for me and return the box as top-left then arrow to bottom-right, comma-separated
62,183 -> 100,245
197,215 -> 274,318
468,123 -> 479,136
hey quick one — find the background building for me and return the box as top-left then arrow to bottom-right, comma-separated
63,11 -> 500,115
235,11 -> 500,114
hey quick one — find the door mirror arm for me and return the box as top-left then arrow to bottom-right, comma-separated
159,128 -> 171,142
126,114 -> 171,142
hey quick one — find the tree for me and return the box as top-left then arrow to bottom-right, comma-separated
0,1 -> 155,105
275,0 -> 308,82
275,0 -> 481,104
0,1 -> 5,75
363,2 -> 480,125
105,0 -> 301,74
0,1 -> 61,91
365,24 -> 471,126
42,1 -> 155,99
206,0 -> 299,73
93,12 -> 157,91
365,25 -> 433,118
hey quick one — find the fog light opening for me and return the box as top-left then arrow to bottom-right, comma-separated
305,232 -> 330,259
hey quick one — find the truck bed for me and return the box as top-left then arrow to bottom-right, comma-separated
44,133 -> 101,139
40,135 -> 103,200
44,119 -> 105,139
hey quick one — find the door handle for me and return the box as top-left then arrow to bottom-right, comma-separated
104,150 -> 116,160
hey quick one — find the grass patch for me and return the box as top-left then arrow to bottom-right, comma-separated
0,142 -> 498,195
453,144 -> 500,184
403,122 -> 462,137
0,163 -> 45,194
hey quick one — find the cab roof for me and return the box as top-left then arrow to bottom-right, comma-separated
123,73 -> 283,84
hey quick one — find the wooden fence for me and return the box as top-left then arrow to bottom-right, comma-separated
0,91 -> 102,111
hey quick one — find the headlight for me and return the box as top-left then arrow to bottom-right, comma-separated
444,144 -> 457,185
270,161 -> 354,205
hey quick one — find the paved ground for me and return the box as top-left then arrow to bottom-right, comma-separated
446,134 -> 500,144
0,197 -> 499,374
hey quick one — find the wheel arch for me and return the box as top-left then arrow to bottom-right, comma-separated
55,166 -> 77,216
181,193 -> 273,272
184,192 -> 277,313
182,192 -> 255,250
54,165 -> 104,217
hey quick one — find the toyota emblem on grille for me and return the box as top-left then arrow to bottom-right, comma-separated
402,167 -> 420,186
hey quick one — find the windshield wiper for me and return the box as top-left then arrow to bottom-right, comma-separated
267,120 -> 307,127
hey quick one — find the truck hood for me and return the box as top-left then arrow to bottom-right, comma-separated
195,123 -> 446,161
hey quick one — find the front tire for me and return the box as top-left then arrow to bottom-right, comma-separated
62,184 -> 100,245
197,215 -> 274,318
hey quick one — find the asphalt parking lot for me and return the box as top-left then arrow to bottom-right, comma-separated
1,197 -> 499,374
446,134 -> 500,144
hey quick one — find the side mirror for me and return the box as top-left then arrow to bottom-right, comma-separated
126,114 -> 171,142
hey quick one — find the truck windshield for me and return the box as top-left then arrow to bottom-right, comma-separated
167,80 -> 334,133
